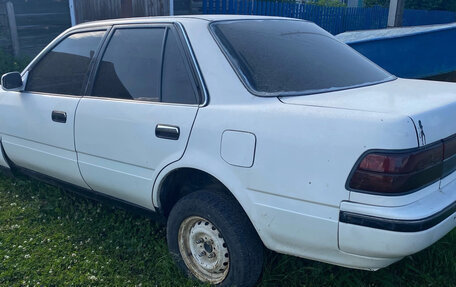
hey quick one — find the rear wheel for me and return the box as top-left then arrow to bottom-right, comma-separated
167,190 -> 264,286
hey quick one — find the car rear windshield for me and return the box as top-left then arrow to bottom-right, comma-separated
210,20 -> 395,96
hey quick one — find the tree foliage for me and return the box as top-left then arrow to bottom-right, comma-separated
0,50 -> 29,75
364,0 -> 456,11
314,0 -> 347,7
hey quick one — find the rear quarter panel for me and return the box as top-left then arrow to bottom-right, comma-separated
160,96 -> 418,265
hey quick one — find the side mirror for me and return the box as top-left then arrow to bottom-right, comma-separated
1,72 -> 23,91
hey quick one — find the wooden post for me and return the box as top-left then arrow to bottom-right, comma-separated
6,1 -> 19,56
69,0 -> 76,26
388,0 -> 405,27
169,0 -> 174,16
144,0 -> 150,16
121,0 -> 133,18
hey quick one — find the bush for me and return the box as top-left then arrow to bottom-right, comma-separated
314,0 -> 347,7
0,49 -> 29,75
365,0 -> 456,11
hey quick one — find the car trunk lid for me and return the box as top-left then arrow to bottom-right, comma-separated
280,78 -> 456,145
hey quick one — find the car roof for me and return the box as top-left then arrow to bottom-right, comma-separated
70,14 -> 302,30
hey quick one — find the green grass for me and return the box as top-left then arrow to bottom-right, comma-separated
0,173 -> 455,287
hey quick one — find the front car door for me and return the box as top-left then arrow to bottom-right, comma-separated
75,24 -> 202,209
0,29 -> 107,187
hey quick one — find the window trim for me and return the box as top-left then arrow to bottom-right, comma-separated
86,23 -> 205,106
208,19 -> 397,98
23,27 -> 110,97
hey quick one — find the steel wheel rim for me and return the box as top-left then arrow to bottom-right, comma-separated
178,216 -> 230,284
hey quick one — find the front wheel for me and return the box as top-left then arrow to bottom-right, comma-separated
167,190 -> 264,287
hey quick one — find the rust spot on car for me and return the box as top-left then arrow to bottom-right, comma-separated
418,120 -> 426,146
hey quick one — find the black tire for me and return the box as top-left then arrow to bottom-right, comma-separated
167,189 -> 264,287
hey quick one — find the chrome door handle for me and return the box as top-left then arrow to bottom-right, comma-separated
155,124 -> 180,140
52,111 -> 67,123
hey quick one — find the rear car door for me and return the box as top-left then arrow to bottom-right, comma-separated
75,24 -> 202,208
0,29 -> 106,187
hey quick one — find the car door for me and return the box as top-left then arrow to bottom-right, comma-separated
0,29 -> 107,188
75,24 -> 202,209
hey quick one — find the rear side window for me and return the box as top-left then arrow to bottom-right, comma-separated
26,31 -> 105,95
92,28 -> 165,101
211,20 -> 394,96
161,29 -> 198,104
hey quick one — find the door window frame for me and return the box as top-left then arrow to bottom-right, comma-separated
85,23 -> 206,106
22,27 -> 111,98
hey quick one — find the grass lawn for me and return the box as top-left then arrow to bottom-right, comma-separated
0,173 -> 455,287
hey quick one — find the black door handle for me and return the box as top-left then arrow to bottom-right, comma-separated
52,111 -> 67,123
155,124 -> 180,140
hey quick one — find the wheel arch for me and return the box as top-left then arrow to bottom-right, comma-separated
0,137 -> 12,169
152,161 -> 256,224
156,167 -> 233,217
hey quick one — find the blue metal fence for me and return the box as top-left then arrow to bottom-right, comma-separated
202,0 -> 456,34
403,9 -> 456,26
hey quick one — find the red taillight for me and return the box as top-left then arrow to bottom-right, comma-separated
348,142 -> 445,194
358,144 -> 443,174
444,135 -> 456,159
443,135 -> 456,177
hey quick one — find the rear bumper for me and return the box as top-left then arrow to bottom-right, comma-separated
340,200 -> 456,233
339,179 -> 456,258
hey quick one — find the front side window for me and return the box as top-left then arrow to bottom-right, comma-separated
26,31 -> 105,96
211,20 -> 395,96
92,28 -> 165,101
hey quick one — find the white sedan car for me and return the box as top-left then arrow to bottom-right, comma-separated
1,15 -> 455,287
